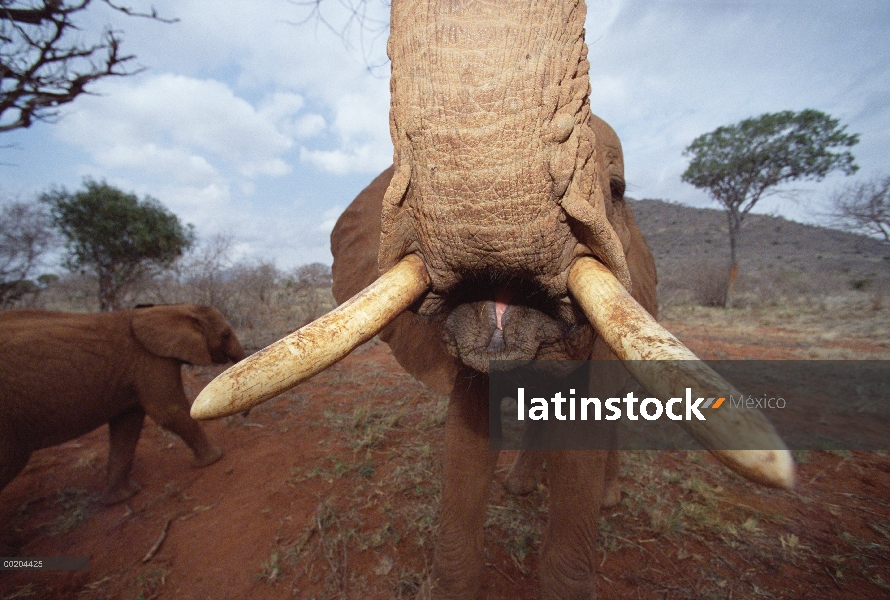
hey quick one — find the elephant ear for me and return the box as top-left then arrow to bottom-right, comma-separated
589,114 -> 658,319
331,166 -> 459,395
131,306 -> 214,366
620,201 -> 658,318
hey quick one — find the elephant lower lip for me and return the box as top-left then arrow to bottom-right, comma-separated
486,328 -> 505,352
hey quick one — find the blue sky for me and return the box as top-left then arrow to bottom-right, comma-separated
2,0 -> 889,268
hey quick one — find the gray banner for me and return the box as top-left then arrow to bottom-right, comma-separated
489,360 -> 890,450
0,557 -> 89,570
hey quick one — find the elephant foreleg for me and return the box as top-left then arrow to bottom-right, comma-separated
0,427 -> 31,498
504,449 -> 542,496
602,450 -> 622,508
103,406 -> 145,505
139,365 -> 222,468
538,450 -> 607,600
427,368 -> 499,600
505,449 -> 620,507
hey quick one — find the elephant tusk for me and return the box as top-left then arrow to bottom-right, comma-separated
191,255 -> 431,420
567,257 -> 795,490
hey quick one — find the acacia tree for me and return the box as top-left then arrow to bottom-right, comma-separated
828,174 -> 890,244
43,178 -> 194,310
682,109 -> 859,304
0,0 -> 174,133
0,197 -> 55,306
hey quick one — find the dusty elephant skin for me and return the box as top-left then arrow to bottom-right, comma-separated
192,1 -> 793,598
0,304 -> 245,516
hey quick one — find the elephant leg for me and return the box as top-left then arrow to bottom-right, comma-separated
103,407 -> 145,505
140,368 -> 222,467
0,432 -> 31,498
538,450 -> 607,600
507,450 -> 620,507
427,368 -> 499,600
602,450 -> 622,508
504,450 -> 542,496
0,429 -> 31,554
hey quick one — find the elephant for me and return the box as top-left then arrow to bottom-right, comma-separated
0,304 -> 245,507
191,1 -> 794,598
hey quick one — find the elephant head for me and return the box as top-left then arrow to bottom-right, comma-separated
132,304 -> 246,366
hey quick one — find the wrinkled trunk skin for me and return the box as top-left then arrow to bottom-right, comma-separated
381,0 -> 630,311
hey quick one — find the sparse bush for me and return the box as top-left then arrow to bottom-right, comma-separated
15,233 -> 336,350
661,260 -> 731,308
828,174 -> 890,243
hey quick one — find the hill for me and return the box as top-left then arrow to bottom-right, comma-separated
628,198 -> 890,307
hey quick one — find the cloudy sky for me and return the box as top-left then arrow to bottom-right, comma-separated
3,0 -> 889,268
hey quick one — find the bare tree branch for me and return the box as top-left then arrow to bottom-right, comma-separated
828,174 -> 890,244
0,0 -> 176,133
0,196 -> 56,306
286,0 -> 389,73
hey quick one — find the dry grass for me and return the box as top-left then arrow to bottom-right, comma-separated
661,295 -> 890,359
46,488 -> 97,535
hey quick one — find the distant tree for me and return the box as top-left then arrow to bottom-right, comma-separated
828,174 -> 890,244
682,109 -> 859,304
0,197 -> 56,306
176,232 -> 235,309
288,262 -> 332,291
283,262 -> 333,325
0,0 -> 175,133
42,178 -> 194,310
230,261 -> 279,306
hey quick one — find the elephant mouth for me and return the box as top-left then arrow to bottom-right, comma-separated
190,254 -> 795,490
436,276 -> 595,373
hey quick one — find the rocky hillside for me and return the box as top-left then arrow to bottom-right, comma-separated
628,198 -> 890,305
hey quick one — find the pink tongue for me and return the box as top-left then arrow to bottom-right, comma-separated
495,291 -> 511,330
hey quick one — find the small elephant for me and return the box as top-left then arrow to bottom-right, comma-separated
0,304 -> 245,505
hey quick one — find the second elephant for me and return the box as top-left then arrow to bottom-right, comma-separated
0,304 -> 246,505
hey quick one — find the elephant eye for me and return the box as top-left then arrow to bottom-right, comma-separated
610,176 -> 626,200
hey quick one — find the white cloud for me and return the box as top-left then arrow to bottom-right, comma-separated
298,90 -> 392,174
292,114 -> 327,139
58,74 -> 294,180
301,144 -> 389,175
259,92 -> 305,123
93,143 -> 217,185
317,205 -> 345,234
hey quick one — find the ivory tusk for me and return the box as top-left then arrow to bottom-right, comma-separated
567,256 -> 795,490
191,254 -> 431,420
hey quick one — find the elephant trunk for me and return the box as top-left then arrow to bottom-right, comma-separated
380,0 -> 630,305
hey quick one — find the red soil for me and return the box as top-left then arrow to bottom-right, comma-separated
2,329 -> 888,599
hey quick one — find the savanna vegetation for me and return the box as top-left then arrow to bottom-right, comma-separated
0,180 -> 335,350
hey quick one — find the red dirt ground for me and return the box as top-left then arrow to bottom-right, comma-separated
1,325 -> 889,599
